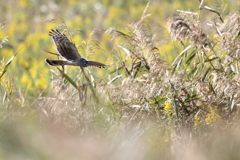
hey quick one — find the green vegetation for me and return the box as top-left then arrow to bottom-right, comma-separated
0,0 -> 240,159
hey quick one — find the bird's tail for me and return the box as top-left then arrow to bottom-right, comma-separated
87,61 -> 106,68
45,59 -> 72,66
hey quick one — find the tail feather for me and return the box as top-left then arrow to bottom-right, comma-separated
87,61 -> 106,68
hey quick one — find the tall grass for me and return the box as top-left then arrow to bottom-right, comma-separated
0,1 -> 240,159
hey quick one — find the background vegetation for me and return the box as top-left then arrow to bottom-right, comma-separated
0,0 -> 240,159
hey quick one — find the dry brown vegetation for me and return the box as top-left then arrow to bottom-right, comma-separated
0,0 -> 240,159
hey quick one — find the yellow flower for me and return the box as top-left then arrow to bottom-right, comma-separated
20,74 -> 33,89
36,76 -> 48,89
73,34 -> 82,45
18,0 -> 28,8
46,23 -> 57,32
29,67 -> 37,80
205,108 -> 220,124
18,57 -> 29,68
194,115 -> 201,127
164,100 -> 173,115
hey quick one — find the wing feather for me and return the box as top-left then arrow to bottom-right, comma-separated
45,59 -> 76,66
49,29 -> 81,60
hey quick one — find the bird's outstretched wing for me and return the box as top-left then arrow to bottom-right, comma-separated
87,61 -> 106,68
49,29 -> 81,60
47,29 -> 107,69
45,59 -> 74,66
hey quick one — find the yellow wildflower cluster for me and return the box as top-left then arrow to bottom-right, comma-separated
205,108 -> 220,125
194,115 -> 201,127
164,100 -> 173,115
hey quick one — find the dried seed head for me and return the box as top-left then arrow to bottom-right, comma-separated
168,12 -> 210,48
191,32 -> 210,48
219,12 -> 240,58
168,15 -> 191,44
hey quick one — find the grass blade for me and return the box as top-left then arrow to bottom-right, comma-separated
107,75 -> 121,85
202,67 -> 211,82
186,49 -> 197,65
56,67 -> 79,90
204,57 -> 218,63
0,48 -> 21,79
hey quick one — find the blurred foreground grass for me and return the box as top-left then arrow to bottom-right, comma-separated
0,0 -> 240,159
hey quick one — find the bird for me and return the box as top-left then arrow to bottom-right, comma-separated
45,29 -> 106,68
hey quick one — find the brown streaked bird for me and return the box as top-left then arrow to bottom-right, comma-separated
45,29 -> 106,68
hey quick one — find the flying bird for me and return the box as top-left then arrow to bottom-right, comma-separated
45,29 -> 106,68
